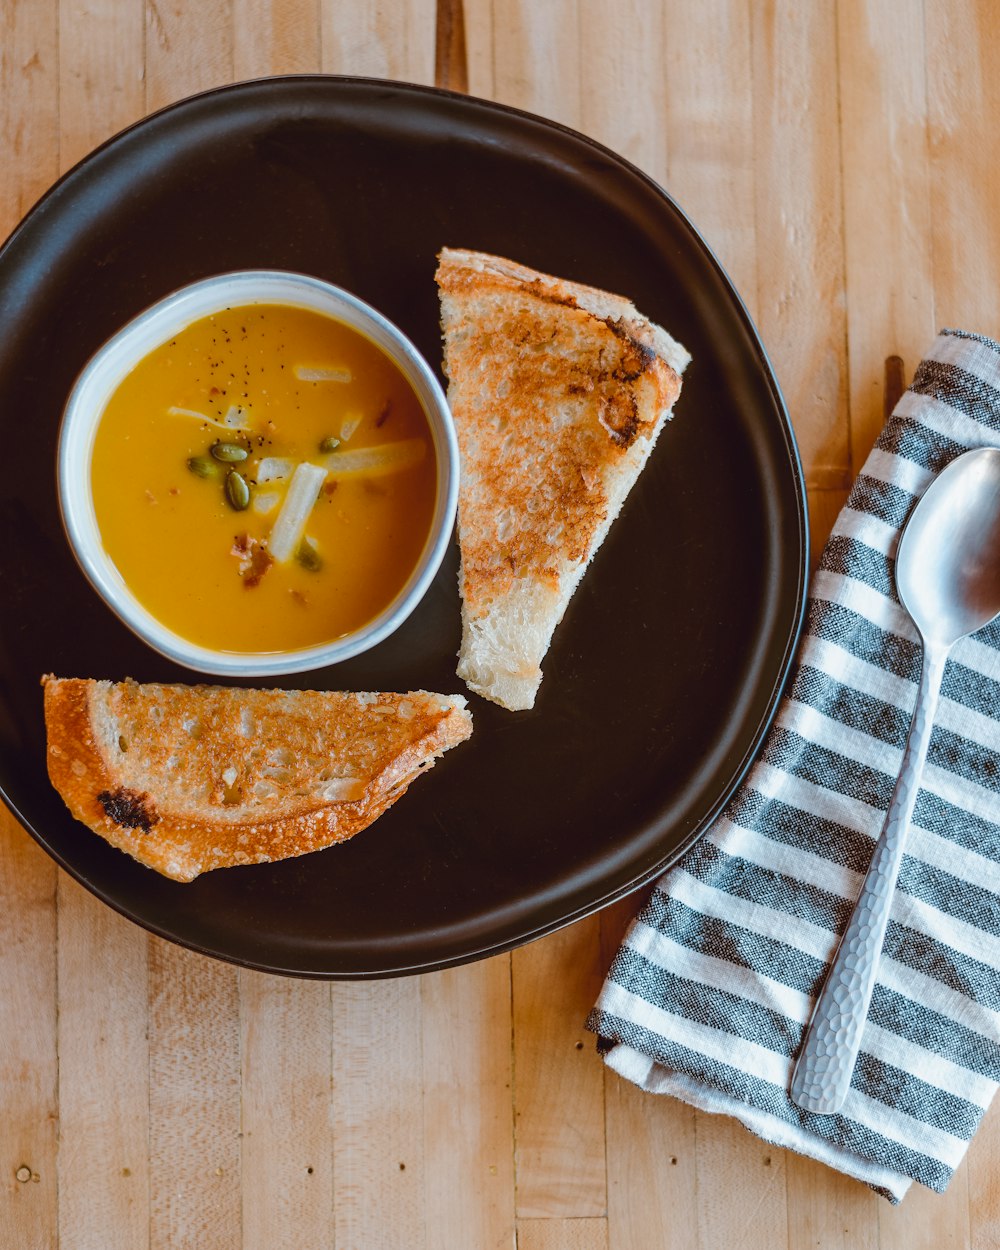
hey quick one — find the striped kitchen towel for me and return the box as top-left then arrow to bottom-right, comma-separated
588,329 -> 1000,1203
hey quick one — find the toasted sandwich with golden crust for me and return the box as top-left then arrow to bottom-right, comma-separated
436,248 -> 690,711
43,676 -> 472,881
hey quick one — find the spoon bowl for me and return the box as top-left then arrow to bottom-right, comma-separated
897,447 -> 1000,647
791,446 -> 1000,1115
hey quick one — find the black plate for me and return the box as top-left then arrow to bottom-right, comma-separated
0,77 -> 807,977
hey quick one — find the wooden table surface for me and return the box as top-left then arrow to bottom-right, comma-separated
4,1 -> 1000,1246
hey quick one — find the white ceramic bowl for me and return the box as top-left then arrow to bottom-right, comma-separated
58,270 -> 458,677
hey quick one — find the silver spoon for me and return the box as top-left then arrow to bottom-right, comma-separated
790,446 -> 1000,1115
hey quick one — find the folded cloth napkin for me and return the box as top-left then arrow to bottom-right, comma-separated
588,328 -> 1000,1203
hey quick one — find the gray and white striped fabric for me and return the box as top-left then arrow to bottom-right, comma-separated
588,329 -> 1000,1203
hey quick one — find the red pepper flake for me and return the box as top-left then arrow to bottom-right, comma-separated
375,398 -> 393,428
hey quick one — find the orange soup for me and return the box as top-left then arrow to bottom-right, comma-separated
91,304 -> 437,653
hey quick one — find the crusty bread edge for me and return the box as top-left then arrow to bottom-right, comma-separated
43,676 -> 473,882
438,247 -> 692,377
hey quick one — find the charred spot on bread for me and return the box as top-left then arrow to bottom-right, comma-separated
523,277 -> 580,309
97,786 -> 159,834
598,391 -> 642,448
604,317 -> 657,381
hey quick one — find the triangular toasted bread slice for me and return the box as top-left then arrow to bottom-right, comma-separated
43,676 -> 472,881
436,249 -> 690,710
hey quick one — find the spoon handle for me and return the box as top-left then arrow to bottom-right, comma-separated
789,641 -> 948,1115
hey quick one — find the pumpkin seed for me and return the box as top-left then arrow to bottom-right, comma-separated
225,470 -> 251,511
296,540 -> 323,573
186,455 -> 218,479
211,441 -> 249,463
319,436 -> 341,454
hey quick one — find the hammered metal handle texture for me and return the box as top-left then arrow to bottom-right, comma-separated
789,642 -> 948,1115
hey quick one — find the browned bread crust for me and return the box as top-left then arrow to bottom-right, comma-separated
43,676 -> 472,881
436,248 -> 690,710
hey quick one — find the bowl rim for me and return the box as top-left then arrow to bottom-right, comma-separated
57,268 -> 459,677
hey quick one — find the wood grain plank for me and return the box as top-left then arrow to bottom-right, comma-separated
598,896 -> 699,1250
240,971 -> 332,1249
512,917 -> 606,1218
660,0 -> 757,300
435,0 -> 468,91
0,7 -> 60,1247
577,0 -> 667,188
53,7 -> 150,1245
56,880 -> 150,1250
517,1215 -> 609,1250
750,0 -> 849,485
421,958 -> 516,1250
604,1068 -> 698,1250
0,810 -> 59,1250
320,0 -> 436,84
490,0 -> 580,130
968,1100 -> 1000,1250
462,0 -> 494,99
148,939 -> 241,1250
784,1153 -> 878,1250
807,486 -> 850,569
145,0 -> 233,111
837,0 -> 935,470
232,0 -> 320,79
879,1160 -> 971,1250
925,0 -> 1000,337
330,978 -> 427,1250
695,1116 -> 789,1250
59,0 -> 146,171
0,0 -> 59,229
